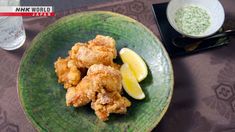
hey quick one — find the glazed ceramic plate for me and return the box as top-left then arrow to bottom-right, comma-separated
18,11 -> 174,131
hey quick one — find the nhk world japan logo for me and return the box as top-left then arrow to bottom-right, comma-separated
0,6 -> 55,16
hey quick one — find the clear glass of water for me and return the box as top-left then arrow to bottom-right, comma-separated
0,0 -> 26,50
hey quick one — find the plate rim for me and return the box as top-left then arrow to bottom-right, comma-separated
17,11 -> 174,131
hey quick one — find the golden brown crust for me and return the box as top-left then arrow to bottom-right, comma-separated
54,57 -> 81,89
54,35 -> 131,121
66,64 -> 131,121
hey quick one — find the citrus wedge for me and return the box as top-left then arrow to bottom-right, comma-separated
119,48 -> 147,82
120,63 -> 145,100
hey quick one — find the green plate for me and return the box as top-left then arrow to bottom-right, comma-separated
18,11 -> 174,132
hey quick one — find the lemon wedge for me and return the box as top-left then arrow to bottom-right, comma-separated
120,63 -> 145,100
119,48 -> 147,82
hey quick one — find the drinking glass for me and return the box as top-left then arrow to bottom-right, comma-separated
0,0 -> 26,50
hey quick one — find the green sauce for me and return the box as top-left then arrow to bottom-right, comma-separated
174,6 -> 211,36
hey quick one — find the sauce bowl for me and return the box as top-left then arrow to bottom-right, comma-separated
167,0 -> 225,38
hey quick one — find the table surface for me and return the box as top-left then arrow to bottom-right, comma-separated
1,0 -> 235,131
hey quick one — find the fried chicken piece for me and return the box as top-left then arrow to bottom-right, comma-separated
66,64 -> 131,120
91,92 -> 131,121
68,35 -> 117,68
66,76 -> 98,107
76,46 -> 114,68
86,64 -> 122,93
66,64 -> 122,106
88,35 -> 117,58
54,57 -> 69,83
68,42 -> 86,67
54,57 -> 81,89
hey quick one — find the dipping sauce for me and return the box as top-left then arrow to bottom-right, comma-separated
175,6 -> 211,36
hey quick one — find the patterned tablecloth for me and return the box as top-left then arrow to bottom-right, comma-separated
0,0 -> 235,131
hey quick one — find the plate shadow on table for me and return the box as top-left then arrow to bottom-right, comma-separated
153,58 -> 198,132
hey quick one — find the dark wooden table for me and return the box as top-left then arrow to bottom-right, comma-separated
0,0 -> 235,131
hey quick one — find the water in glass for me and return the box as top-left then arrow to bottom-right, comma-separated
0,0 -> 26,50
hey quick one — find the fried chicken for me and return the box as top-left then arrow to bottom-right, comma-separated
87,64 -> 122,93
54,35 -> 131,121
66,64 -> 131,120
55,35 -> 118,88
66,64 -> 122,106
91,92 -> 131,121
68,35 -> 117,68
66,76 -> 97,107
88,35 -> 117,58
54,57 -> 81,89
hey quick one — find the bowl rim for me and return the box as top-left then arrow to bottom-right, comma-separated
17,11 -> 174,131
166,0 -> 225,38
